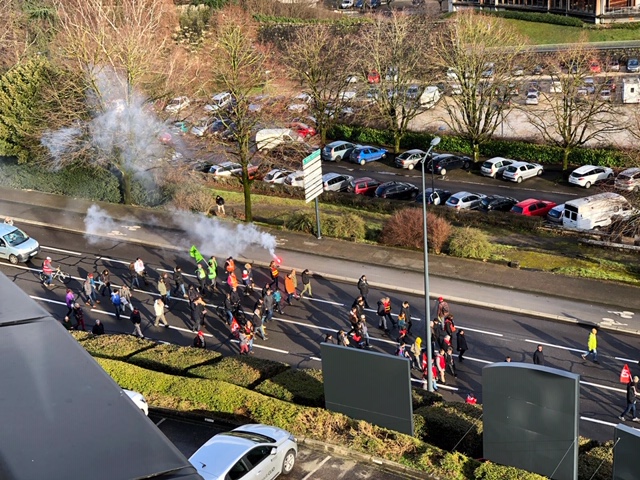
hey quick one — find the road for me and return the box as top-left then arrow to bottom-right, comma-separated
3,224 -> 639,445
149,413 -> 413,479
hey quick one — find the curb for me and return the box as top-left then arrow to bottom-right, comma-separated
148,408 -> 432,480
9,215 -> 639,337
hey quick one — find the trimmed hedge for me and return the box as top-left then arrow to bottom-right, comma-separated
79,333 -> 155,360
416,404 -> 484,459
255,368 -> 325,407
327,124 -> 629,168
189,356 -> 290,388
486,10 -> 585,27
127,343 -> 222,376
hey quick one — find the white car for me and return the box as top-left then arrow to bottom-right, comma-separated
323,172 -> 354,192
189,424 -> 297,480
480,157 -> 514,178
263,169 -> 293,184
547,204 -> 565,224
525,92 -> 539,105
165,96 -> 190,114
284,170 -> 305,188
204,92 -> 233,113
340,0 -> 354,7
288,93 -> 312,113
445,191 -> 486,210
208,161 -> 242,176
503,161 -> 544,183
123,389 -> 148,416
550,81 -> 563,94
568,165 -> 614,188
339,91 -> 357,102
395,149 -> 427,170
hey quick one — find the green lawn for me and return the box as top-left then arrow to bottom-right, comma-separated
503,18 -> 640,45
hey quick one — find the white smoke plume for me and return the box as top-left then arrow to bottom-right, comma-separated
83,205 -> 119,244
175,212 -> 278,259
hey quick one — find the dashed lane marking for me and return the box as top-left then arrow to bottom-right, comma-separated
41,246 -> 83,256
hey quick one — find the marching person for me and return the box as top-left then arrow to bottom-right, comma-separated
72,303 -> 86,331
193,330 -> 206,349
300,269 -> 312,298
436,297 -> 450,325
92,319 -> 105,335
42,256 -> 54,287
533,345 -> 545,366
269,260 -> 280,292
130,308 -> 144,338
400,301 -> 412,334
357,275 -> 370,308
242,263 -> 254,296
456,329 -> 468,362
581,328 -> 599,364
153,298 -> 169,328
195,263 -> 207,294
618,375 -> 639,423
173,266 -> 187,298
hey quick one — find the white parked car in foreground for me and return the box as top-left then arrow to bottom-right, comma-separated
189,424 -> 297,480
263,169 -> 293,185
123,389 -> 148,416
445,191 -> 486,210
284,170 -> 305,188
165,96 -> 190,114
480,157 -> 514,178
503,161 -> 544,183
568,165 -> 614,189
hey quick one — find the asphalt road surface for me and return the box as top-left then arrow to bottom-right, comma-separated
150,413 -> 412,479
2,224 -> 639,445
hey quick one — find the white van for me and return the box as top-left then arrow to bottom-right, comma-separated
419,86 -> 441,108
563,192 -> 634,230
255,128 -> 302,151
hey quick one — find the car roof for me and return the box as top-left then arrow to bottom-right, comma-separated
484,157 -> 513,164
212,92 -> 230,100
190,434 -> 258,479
354,177 -> 376,183
327,140 -> 352,148
620,167 -> 640,175
432,154 -> 456,160
402,149 -> 426,155
572,165 -> 600,174
0,224 -> 18,235
218,161 -> 239,168
451,191 -> 474,198
515,198 -> 541,206
323,172 -> 344,180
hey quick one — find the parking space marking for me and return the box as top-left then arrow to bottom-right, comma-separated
301,455 -> 332,480
155,417 -> 167,427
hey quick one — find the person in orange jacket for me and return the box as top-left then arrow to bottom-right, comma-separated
284,272 -> 296,305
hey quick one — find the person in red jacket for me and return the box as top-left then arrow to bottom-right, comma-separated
269,260 -> 280,292
42,256 -> 54,286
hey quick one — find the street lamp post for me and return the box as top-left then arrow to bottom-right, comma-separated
420,136 -> 441,392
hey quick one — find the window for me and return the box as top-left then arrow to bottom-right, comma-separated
245,446 -> 273,467
227,460 -> 249,480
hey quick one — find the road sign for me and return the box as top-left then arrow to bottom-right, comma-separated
303,149 -> 323,203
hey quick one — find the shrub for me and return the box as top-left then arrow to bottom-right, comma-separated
255,368 -> 325,407
485,10 -> 585,27
380,209 -> 452,253
283,212 -> 315,234
128,343 -> 221,376
416,404 -> 483,459
323,213 -> 366,241
448,227 -> 493,260
171,182 -> 216,213
474,461 -> 548,479
577,441 -> 613,480
79,334 -> 155,360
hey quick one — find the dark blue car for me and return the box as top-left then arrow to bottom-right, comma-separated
349,146 -> 387,165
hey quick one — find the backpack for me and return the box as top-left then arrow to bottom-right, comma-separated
446,318 -> 456,333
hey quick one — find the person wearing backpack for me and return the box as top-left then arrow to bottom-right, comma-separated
444,314 -> 456,339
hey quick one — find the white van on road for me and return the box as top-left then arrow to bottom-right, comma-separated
563,192 -> 634,230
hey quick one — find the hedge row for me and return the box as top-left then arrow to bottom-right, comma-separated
327,124 -> 629,168
73,333 -> 612,480
486,10 -> 585,27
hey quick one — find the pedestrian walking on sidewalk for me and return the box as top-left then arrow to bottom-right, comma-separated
533,345 -> 545,366
173,266 -> 187,298
581,328 -> 599,364
130,308 -> 144,338
619,375 -> 639,423
357,275 -> 370,308
456,329 -> 468,362
153,298 -> 169,328
300,269 -> 312,298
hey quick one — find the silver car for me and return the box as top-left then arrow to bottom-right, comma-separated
395,149 -> 427,170
321,141 -> 357,162
322,172 -> 354,192
0,223 -> 40,264
502,162 -> 544,183
189,424 -> 297,480
445,191 -> 486,210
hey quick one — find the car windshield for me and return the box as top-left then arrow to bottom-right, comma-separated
221,431 -> 275,444
3,228 -> 29,247
548,209 -> 562,219
480,198 -> 491,207
505,166 -> 517,173
448,197 -> 460,205
265,172 -> 276,181
570,171 -> 582,177
481,161 -> 492,169
511,206 -> 523,214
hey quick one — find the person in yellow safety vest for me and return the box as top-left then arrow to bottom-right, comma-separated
269,260 -> 280,292
196,264 -> 207,294
207,257 -> 218,292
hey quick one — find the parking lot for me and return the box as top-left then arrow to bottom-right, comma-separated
151,413 -> 419,480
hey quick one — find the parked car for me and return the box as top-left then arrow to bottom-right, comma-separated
288,93 -> 312,113
367,70 -> 381,83
207,161 -> 257,178
608,58 -> 620,72
510,198 -> 557,217
512,66 -> 524,76
340,0 -> 354,8
614,167 -> 640,192
479,195 -> 519,212
165,96 -> 190,114
481,157 -> 514,178
190,117 -> 217,137
204,92 -> 233,113
206,118 -> 232,137
604,78 -> 616,91
627,57 -> 640,73
547,204 -> 565,224
584,77 -> 596,94
375,181 -> 420,200
284,170 -> 305,188
322,172 -> 353,192
263,169 -> 293,184
503,162 -> 544,183
589,60 -> 601,73
599,89 -> 612,102
569,165 -> 614,188
349,177 -> 381,196
482,63 -> 495,78
189,424 -> 297,480
427,154 -> 471,176
415,188 -> 452,205
532,65 -> 544,75
445,191 -> 486,210
0,223 -> 40,264
289,122 -> 316,138
550,81 -> 563,94
395,149 -> 427,170
525,92 -> 539,105
321,141 -> 358,162
349,146 -> 387,165
123,389 -> 148,416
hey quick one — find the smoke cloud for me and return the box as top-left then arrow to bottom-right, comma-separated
83,205 -> 120,244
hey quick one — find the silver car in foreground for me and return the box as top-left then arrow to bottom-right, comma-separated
502,161 -> 544,183
189,424 -> 297,480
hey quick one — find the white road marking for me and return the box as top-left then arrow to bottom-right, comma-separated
458,326 -> 503,337
41,246 -> 82,256
30,296 -> 66,306
169,325 -> 214,338
271,317 -> 397,345
524,339 -> 584,353
410,378 -> 459,391
155,418 -> 166,427
580,381 -> 625,394
95,256 -> 131,265
464,356 -> 493,364
581,417 -> 617,427
301,455 -> 332,480
310,356 -> 321,361
615,356 -> 640,363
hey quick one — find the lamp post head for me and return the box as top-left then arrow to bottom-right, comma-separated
430,136 -> 441,147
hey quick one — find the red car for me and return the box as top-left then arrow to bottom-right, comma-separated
367,70 -> 381,84
349,177 -> 381,196
589,60 -> 601,73
289,122 -> 316,138
510,198 -> 557,217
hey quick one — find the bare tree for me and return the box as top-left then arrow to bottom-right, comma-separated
281,24 -> 358,146
355,12 -> 436,153
432,11 -> 528,162
206,10 -> 272,222
525,43 -> 622,173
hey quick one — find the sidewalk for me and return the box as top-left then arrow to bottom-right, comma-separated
1,186 -> 639,334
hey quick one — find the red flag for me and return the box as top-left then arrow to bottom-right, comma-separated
620,364 -> 632,384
